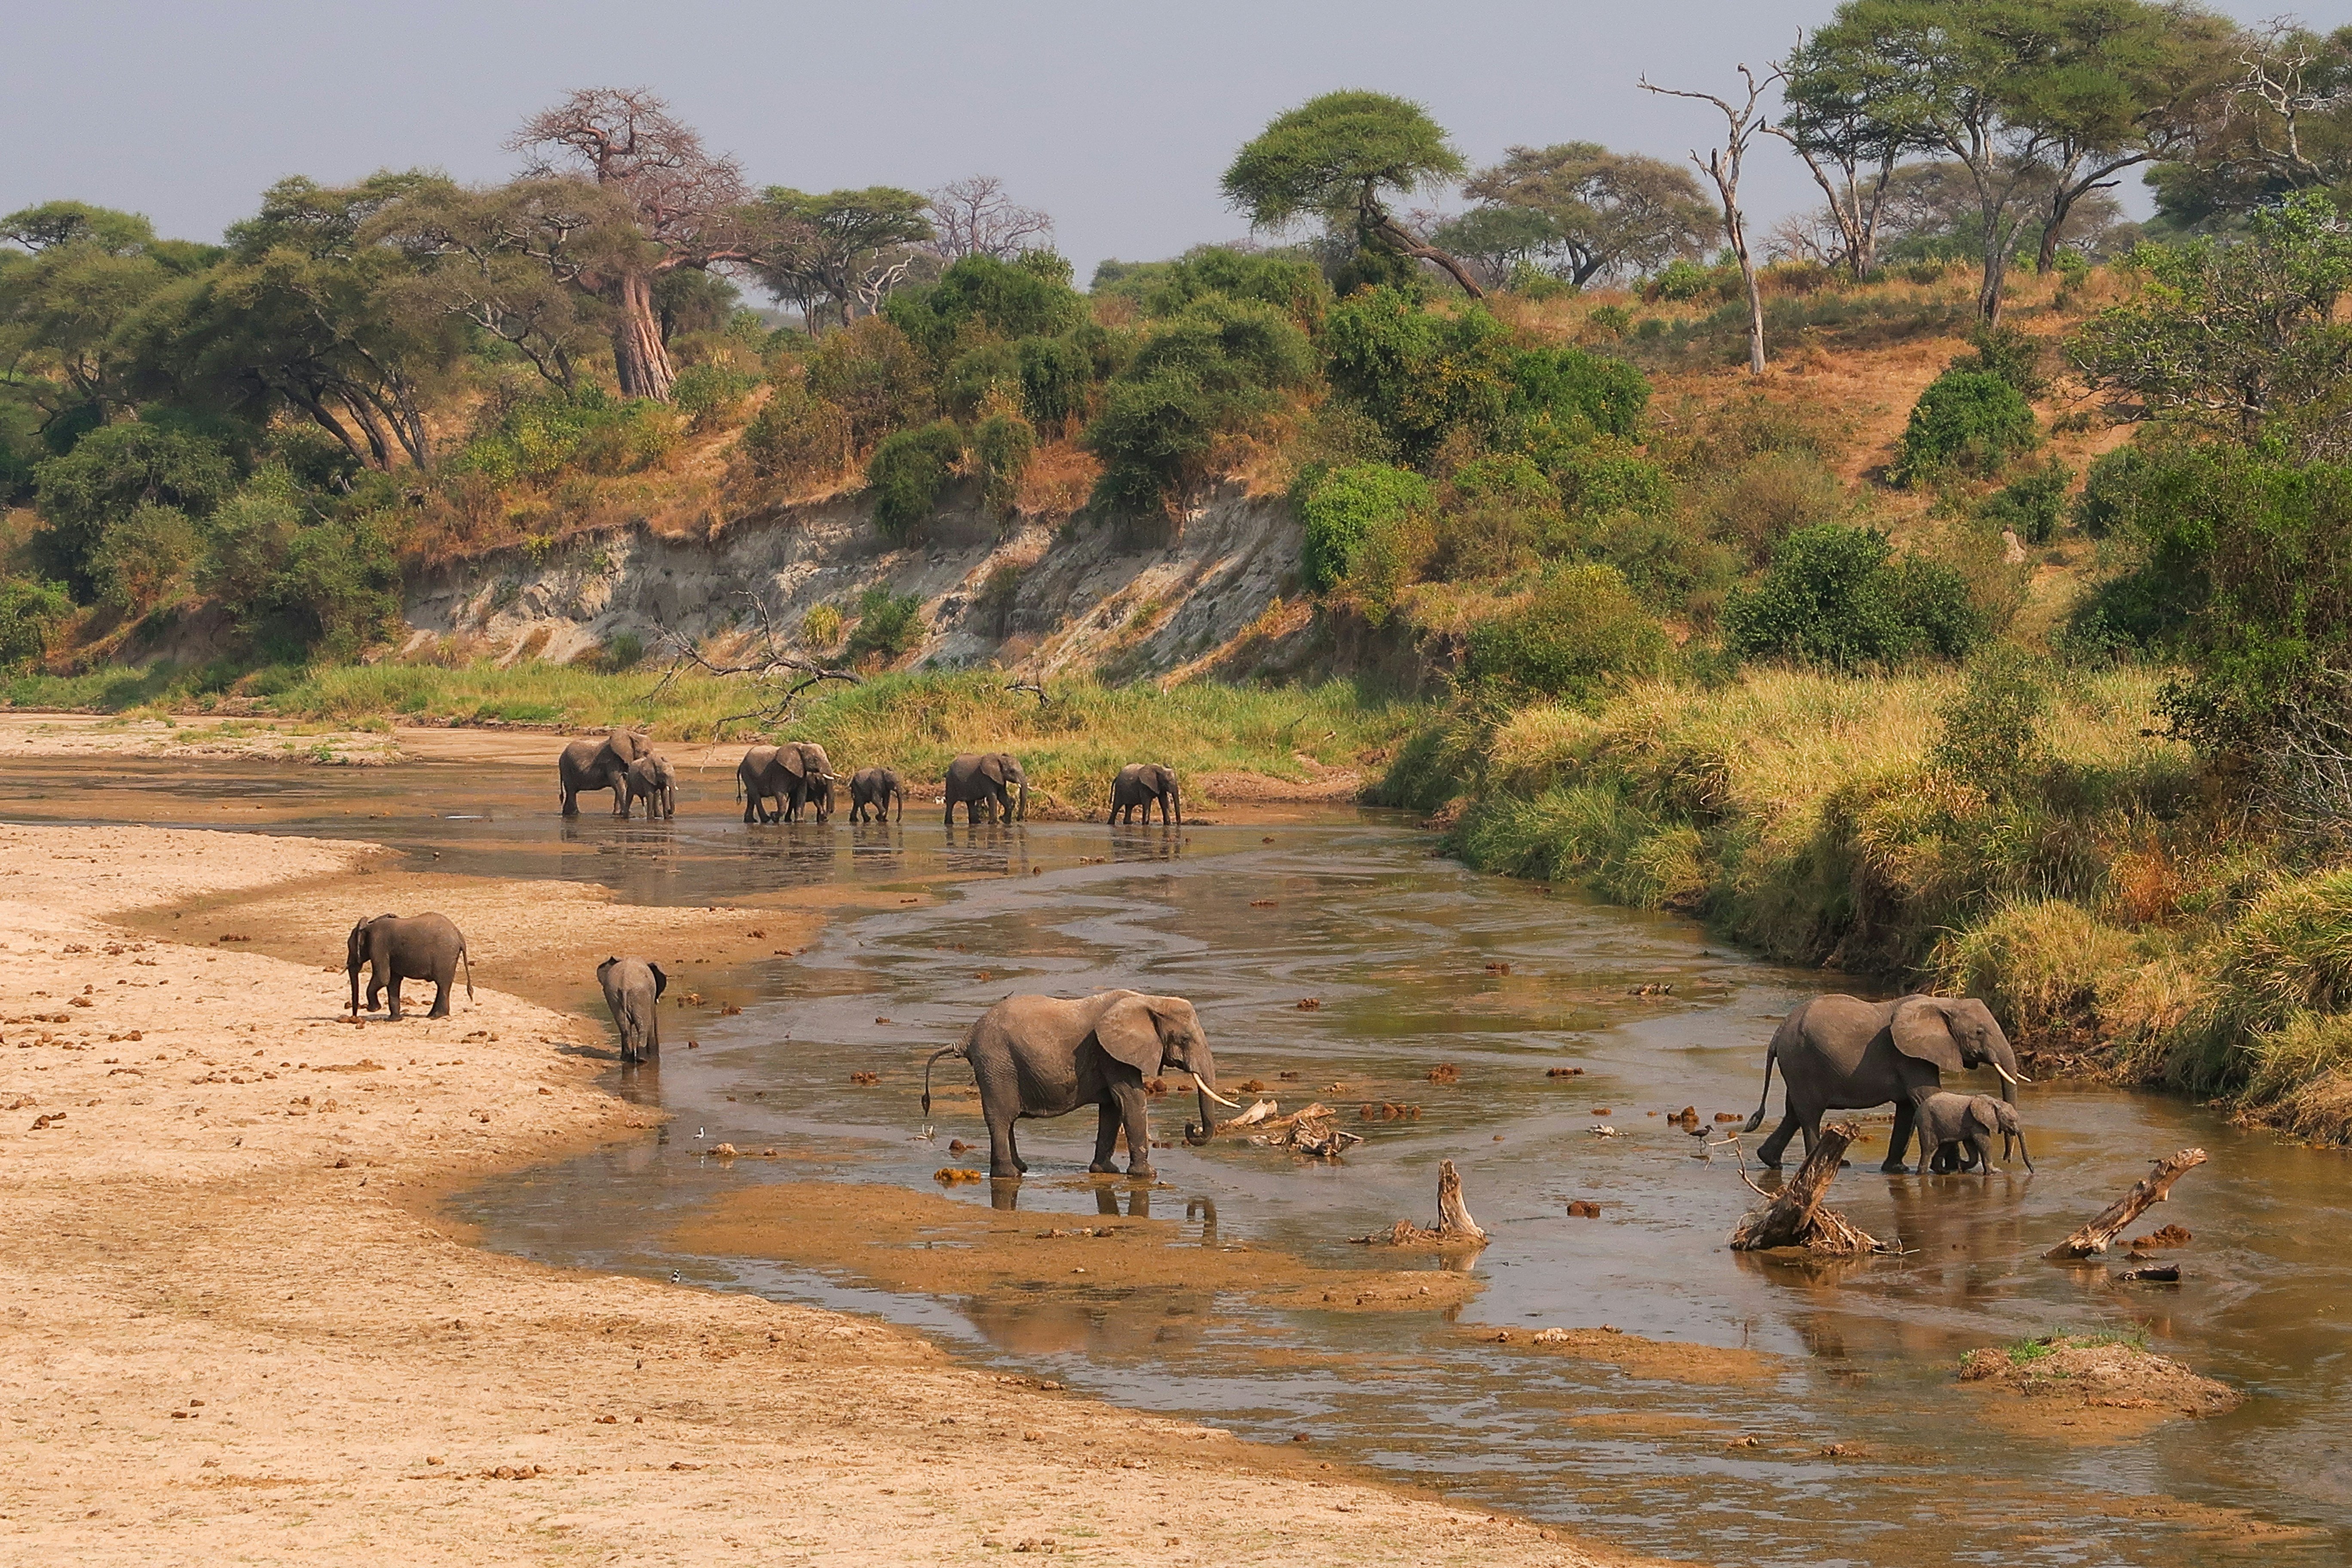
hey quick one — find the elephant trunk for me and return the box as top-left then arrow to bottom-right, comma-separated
347,956 -> 362,1017
1184,1045 -> 1221,1145
1170,781 -> 1182,826
1016,778 -> 1028,822
1988,1040 -> 2025,1109
2009,1121 -> 2034,1173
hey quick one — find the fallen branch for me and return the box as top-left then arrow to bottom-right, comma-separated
1729,1121 -> 1886,1254
645,592 -> 861,729
1005,679 -> 1050,706
1354,1159 -> 1486,1247
1242,1103 -> 1362,1158
2045,1148 -> 2208,1261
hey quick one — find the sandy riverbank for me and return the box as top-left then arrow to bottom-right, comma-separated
0,821 -> 1633,1566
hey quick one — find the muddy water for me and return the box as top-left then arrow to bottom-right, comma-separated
15,753 -> 2352,1566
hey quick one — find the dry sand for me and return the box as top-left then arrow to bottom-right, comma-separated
0,820 -> 1637,1566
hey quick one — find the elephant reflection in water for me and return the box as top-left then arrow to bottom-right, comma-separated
1095,1185 -> 1152,1219
963,1290 -> 1214,1357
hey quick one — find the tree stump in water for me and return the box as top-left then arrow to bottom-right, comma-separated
1729,1121 -> 1884,1254
2045,1148 -> 2208,1261
1353,1158 -> 1487,1247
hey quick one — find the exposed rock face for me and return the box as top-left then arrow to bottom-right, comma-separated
398,485 -> 1309,681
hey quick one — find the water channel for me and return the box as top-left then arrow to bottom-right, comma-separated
15,751 -> 2352,1566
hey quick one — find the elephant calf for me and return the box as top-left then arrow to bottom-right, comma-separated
625,752 -> 678,819
849,766 -> 904,822
597,956 -> 668,1062
1915,1091 -> 2032,1173
922,989 -> 1240,1180
1109,762 -> 1181,825
347,912 -> 474,1020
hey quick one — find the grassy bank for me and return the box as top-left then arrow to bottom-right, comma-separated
1378,665 -> 2352,1145
1,661 -> 1426,809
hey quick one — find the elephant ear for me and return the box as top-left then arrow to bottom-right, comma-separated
1890,997 -> 1966,1074
597,956 -> 619,984
1967,1099 -> 2003,1137
1093,994 -> 1166,1075
649,964 -> 669,999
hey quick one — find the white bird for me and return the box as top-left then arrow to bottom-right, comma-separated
670,1271 -> 681,1283
695,1127 -> 706,1140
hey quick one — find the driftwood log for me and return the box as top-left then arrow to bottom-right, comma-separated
2045,1148 -> 2208,1261
1354,1158 -> 1487,1246
1729,1121 -> 1885,1254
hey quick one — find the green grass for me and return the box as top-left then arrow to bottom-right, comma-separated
2000,1327 -> 2150,1367
3,659 -> 1428,809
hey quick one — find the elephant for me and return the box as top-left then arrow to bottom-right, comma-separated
346,912 -> 474,1020
943,751 -> 1028,824
920,989 -> 1240,1180
596,956 -> 668,1063
559,729 -> 650,817
1109,763 -> 1181,825
738,745 -> 786,824
1915,1091 -> 2032,1174
624,753 -> 678,820
1743,993 -> 2029,1173
740,742 -> 834,823
849,766 -> 905,822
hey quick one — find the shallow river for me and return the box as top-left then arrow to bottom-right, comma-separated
18,753 -> 2352,1566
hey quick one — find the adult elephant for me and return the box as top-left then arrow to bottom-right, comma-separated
779,741 -> 836,822
943,751 -> 1027,824
1109,763 -> 1181,825
596,956 -> 668,1062
849,766 -> 904,822
1744,993 -> 2028,1173
738,745 -> 786,824
624,752 -> 677,820
921,989 -> 1240,1180
347,912 -> 474,1020
559,729 -> 649,817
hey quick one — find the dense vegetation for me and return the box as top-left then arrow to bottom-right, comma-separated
10,6 -> 2352,1138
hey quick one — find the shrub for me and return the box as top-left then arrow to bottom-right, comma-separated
89,501 -> 200,612
1933,898 -> 2140,1038
1106,245 -> 1332,331
1298,463 -> 1433,593
801,602 -> 845,651
1952,324 -> 2050,398
1929,649 -> 2053,793
0,576 -> 70,670
1585,304 -> 1633,339
600,632 -> 645,672
1979,456 -> 2072,544
1465,563 -> 1671,703
1429,456 -> 1565,580
670,364 -> 756,431
1085,297 -> 1314,512
1017,335 -> 1095,428
200,477 -> 401,658
738,379 -> 852,485
450,386 -> 675,483
972,410 -> 1036,521
845,585 -> 925,664
1699,451 -> 1850,567
1894,370 -> 2039,485
1510,346 -> 1650,444
30,422 -> 237,598
1595,511 -> 1735,613
866,421 -> 965,542
806,316 -> 934,450
2073,443 -> 2152,538
1552,438 -> 1675,521
1723,524 -> 1986,668
1324,288 -> 1516,466
940,341 -> 1022,420
1648,257 -> 1733,301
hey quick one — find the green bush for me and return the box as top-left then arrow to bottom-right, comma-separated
90,501 -> 200,612
1552,438 -> 1675,521
1324,288 -> 1516,465
0,576 -> 70,670
1017,335 -> 1095,428
738,380 -> 852,485
1098,245 -> 1331,331
670,364 -> 756,432
1648,257 -> 1732,301
1979,456 -> 2073,545
1586,304 -> 1633,339
845,585 -> 925,664
1929,649 -> 2054,794
940,342 -> 1021,421
1699,451 -> 1850,568
199,472 -> 401,658
972,411 -> 1035,521
1723,524 -> 1986,669
1952,324 -> 2050,398
1084,297 -> 1314,513
866,422 -> 965,542
1298,462 -> 1433,593
1510,345 -> 1650,444
2074,444 -> 2153,538
1428,455 -> 1566,579
1465,564 -> 1671,703
805,316 -> 934,450
450,387 -> 675,484
885,252 -> 1087,359
1894,370 -> 2039,485
30,422 -> 237,598
601,631 -> 645,672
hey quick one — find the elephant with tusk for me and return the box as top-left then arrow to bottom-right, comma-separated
922,989 -> 1226,1179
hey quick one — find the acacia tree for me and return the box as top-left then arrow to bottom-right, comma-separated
748,187 -> 932,330
508,87 -> 762,400
2150,22 -> 2352,224
1457,143 -> 1713,285
1770,31 -> 1912,279
1222,91 -> 1485,298
1641,66 -> 1778,375
0,202 -> 187,431
925,176 -> 1054,261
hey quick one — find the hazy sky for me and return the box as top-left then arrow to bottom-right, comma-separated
6,0 -> 2338,282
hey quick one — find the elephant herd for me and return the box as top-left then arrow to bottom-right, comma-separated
554,729 -> 1187,828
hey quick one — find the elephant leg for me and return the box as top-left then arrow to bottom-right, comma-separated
1116,1083 -> 1155,1179
562,787 -> 579,817
428,966 -> 454,1019
985,1101 -> 1027,1179
1089,1100 -> 1121,1174
1754,1108 -> 1802,1169
1883,1100 -> 1919,1173
385,976 -> 405,1021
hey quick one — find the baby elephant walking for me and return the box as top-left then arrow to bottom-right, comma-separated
346,913 -> 474,1020
1915,1091 -> 2032,1173
1109,763 -> 1181,825
596,956 -> 668,1062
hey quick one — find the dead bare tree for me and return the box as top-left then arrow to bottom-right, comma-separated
647,592 -> 860,730
1642,65 -> 1780,375
2235,21 -> 2352,188
925,175 -> 1056,261
509,87 -> 763,401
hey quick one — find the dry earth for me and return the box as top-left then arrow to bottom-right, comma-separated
0,714 -> 399,765
0,821 -> 1641,1566
1956,1334 -> 2242,1442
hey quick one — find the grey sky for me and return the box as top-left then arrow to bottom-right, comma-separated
6,0 -> 2338,283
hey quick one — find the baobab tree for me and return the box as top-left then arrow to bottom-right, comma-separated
925,175 -> 1055,261
508,87 -> 764,400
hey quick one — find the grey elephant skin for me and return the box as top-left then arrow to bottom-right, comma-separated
624,753 -> 678,819
596,956 -> 668,1062
849,766 -> 905,822
1109,763 -> 1181,824
558,729 -> 650,817
1915,1090 -> 2031,1173
738,742 -> 834,823
347,913 -> 474,1020
943,751 -> 1027,824
1744,993 -> 2027,1172
922,990 -> 1230,1179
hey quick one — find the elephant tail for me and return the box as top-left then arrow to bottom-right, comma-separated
460,943 -> 475,1002
1743,1034 -> 1780,1134
919,1039 -> 968,1133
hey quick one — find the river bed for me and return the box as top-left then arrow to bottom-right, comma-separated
13,752 -> 2350,1566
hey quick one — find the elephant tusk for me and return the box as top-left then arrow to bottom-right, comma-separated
1191,1078 -> 1243,1110
1991,1062 -> 2024,1087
